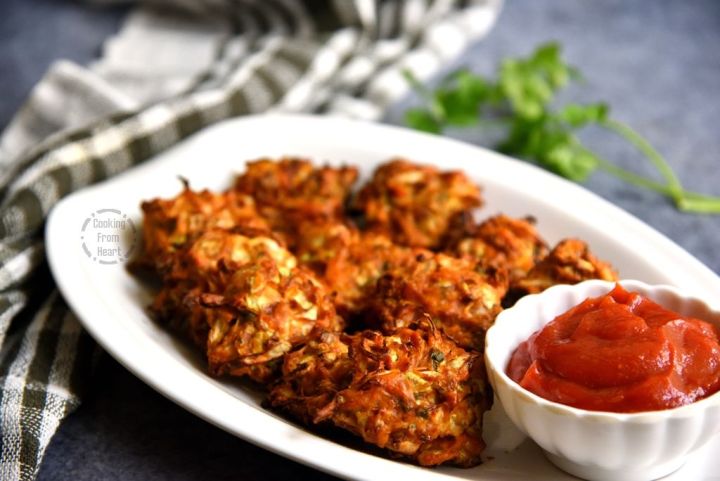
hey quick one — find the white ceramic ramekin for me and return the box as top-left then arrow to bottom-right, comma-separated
485,279 -> 720,481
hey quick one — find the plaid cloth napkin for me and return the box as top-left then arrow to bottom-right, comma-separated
0,1 -> 501,479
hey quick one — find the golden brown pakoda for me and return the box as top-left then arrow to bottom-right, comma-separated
152,229 -> 344,384
364,252 -> 503,350
512,238 -> 618,295
151,282 -> 211,347
449,214 -> 548,283
194,257 -> 344,383
269,320 -> 491,467
266,331 -> 354,425
290,219 -> 359,277
135,183 -> 270,275
151,230 -> 297,347
354,159 -> 483,249
171,228 -> 296,283
323,232 -> 421,316
233,158 -> 358,242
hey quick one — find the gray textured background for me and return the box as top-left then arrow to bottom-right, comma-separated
2,0 -> 719,480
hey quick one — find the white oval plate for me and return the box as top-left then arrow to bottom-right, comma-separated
46,114 -> 720,481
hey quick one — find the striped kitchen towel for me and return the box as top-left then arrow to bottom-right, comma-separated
0,1 -> 501,479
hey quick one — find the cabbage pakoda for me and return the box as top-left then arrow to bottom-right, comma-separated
195,257 -> 343,383
233,158 -> 357,243
322,232 -> 422,315
136,184 -> 270,274
354,159 -> 483,249
151,230 -> 296,346
365,252 -> 503,350
269,320 -> 491,467
448,214 -> 548,283
512,238 -> 618,295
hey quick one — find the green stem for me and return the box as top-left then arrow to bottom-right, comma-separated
594,156 -> 720,213
402,69 -> 433,103
593,156 -> 674,196
599,118 -> 720,213
677,196 -> 720,214
600,119 -> 684,202
402,69 -> 447,122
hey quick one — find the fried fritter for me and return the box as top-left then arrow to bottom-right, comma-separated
269,321 -> 491,467
365,252 -> 503,350
291,219 -> 359,277
195,257 -> 344,383
449,214 -> 548,283
151,230 -> 339,385
354,159 -> 483,249
151,281 -> 211,347
267,331 -> 353,425
233,158 -> 358,241
323,232 -> 421,316
170,228 -> 295,283
151,230 -> 298,352
512,238 -> 618,295
136,183 -> 270,275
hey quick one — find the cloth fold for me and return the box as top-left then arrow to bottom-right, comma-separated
0,1 -> 501,479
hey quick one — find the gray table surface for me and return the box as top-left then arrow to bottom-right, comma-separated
2,0 -> 719,480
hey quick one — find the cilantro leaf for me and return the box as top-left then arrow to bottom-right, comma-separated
405,108 -> 441,133
559,103 -> 609,127
402,42 -> 720,214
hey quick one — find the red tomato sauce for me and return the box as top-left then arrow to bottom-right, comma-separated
507,284 -> 720,412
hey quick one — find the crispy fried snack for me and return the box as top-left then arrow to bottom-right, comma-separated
233,158 -> 358,241
135,183 -> 270,275
151,230 -> 297,348
291,219 -> 359,276
512,238 -> 618,295
354,159 -> 483,249
365,252 -> 503,350
269,321 -> 491,467
267,331 -> 354,425
195,258 -> 344,383
151,282 -> 211,347
323,232 -> 421,316
449,214 -> 548,283
173,229 -> 295,282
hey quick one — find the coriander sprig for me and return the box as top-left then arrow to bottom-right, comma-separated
403,42 -> 720,214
